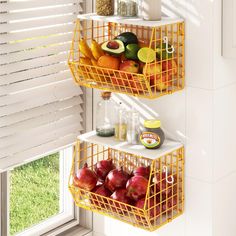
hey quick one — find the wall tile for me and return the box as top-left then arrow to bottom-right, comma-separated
186,87 -> 213,181
185,178 -> 213,236
213,0 -> 236,89
213,84 -> 236,180
185,0 -> 214,89
213,172 -> 236,236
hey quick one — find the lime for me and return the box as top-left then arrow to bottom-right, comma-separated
125,44 -> 140,60
137,47 -> 156,63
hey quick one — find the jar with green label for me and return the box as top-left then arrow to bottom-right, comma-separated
140,120 -> 165,149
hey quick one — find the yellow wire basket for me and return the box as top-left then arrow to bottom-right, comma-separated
69,133 -> 184,231
68,14 -> 185,99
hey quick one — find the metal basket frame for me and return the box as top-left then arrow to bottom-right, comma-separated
68,19 -> 185,99
69,139 -> 185,231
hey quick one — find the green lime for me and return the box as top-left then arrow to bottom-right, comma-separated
125,44 -> 140,60
137,47 -> 156,63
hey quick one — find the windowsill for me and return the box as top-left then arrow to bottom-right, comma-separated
56,226 -> 92,236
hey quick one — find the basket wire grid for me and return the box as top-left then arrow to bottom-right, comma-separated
68,19 -> 185,99
69,140 -> 184,231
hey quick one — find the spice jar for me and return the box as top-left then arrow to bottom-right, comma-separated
115,103 -> 127,141
142,0 -> 161,21
127,108 -> 140,144
117,0 -> 138,17
140,120 -> 165,149
96,92 -> 117,137
96,0 -> 114,16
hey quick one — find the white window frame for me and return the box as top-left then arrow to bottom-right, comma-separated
0,145 -> 93,236
0,0 -> 94,235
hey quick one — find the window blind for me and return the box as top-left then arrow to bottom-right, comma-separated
0,0 -> 84,172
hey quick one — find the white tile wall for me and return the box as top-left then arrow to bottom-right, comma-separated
213,0 -> 236,89
185,0 -> 214,89
185,178 -> 213,236
213,172 -> 236,236
186,87 -> 213,182
213,83 -> 236,181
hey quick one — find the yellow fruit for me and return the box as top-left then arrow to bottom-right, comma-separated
79,57 -> 92,65
91,40 -> 104,60
91,58 -> 98,67
79,39 -> 94,59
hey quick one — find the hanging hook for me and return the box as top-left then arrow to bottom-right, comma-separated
163,36 -> 175,54
163,166 -> 174,184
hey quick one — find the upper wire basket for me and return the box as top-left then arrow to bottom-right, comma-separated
68,14 -> 185,99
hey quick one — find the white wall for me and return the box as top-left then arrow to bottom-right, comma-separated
90,0 -> 236,235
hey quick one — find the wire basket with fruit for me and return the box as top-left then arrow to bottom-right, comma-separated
68,137 -> 184,231
68,14 -> 185,99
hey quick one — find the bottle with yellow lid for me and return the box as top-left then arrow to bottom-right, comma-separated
140,119 -> 165,149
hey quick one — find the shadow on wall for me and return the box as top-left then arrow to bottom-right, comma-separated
112,93 -> 186,143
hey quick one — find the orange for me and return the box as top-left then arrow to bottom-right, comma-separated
98,55 -> 120,71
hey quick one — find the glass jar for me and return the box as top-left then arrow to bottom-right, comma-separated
96,0 -> 114,16
117,0 -> 138,17
96,92 -> 117,137
127,108 -> 140,144
142,0 -> 161,21
115,103 -> 127,141
140,120 -> 165,149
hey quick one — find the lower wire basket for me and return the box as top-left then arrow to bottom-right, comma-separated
69,135 -> 184,231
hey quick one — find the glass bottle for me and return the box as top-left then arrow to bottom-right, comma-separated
115,103 -> 127,141
96,0 -> 114,16
142,0 -> 161,21
127,108 -> 140,144
117,0 -> 138,17
96,92 -> 116,137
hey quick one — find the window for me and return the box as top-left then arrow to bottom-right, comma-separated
0,0 -> 93,234
1,147 -> 77,236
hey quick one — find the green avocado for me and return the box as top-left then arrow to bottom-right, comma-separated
115,32 -> 138,46
101,39 -> 125,56
156,42 -> 174,60
125,44 -> 140,60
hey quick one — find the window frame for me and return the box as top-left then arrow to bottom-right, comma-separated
0,144 -> 93,236
0,0 -> 94,234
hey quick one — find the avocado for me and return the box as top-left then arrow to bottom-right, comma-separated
115,32 -> 138,46
101,40 -> 125,56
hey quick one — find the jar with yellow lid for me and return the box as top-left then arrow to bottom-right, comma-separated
140,120 -> 165,149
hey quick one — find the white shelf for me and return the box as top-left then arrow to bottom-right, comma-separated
78,131 -> 183,160
77,13 -> 184,27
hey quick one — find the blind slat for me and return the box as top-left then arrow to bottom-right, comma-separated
0,43 -> 71,65
0,4 -> 82,22
0,24 -> 77,44
1,32 -> 73,54
0,96 -> 82,127
0,121 -> 82,160
1,14 -> 76,32
1,52 -> 68,75
0,71 -> 71,96
0,0 -> 81,11
0,63 -> 68,85
0,133 -> 82,173
0,80 -> 82,116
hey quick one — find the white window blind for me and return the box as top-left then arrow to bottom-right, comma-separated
0,0 -> 84,172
